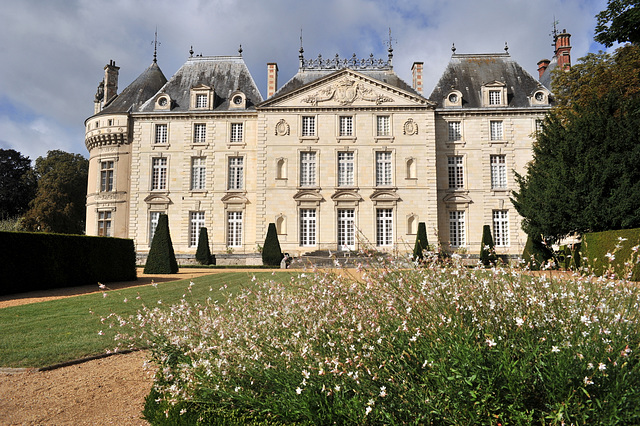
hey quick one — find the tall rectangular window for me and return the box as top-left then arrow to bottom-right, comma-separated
152,157 -> 167,190
191,157 -> 206,190
189,211 -> 205,247
535,119 -> 543,135
337,209 -> 355,250
227,211 -> 243,247
376,151 -> 392,186
491,155 -> 507,189
376,208 -> 393,246
100,160 -> 114,192
196,94 -> 208,108
493,210 -> 509,247
449,211 -> 465,247
490,120 -> 503,141
155,124 -> 168,144
300,152 -> 316,187
339,116 -> 353,136
299,209 -> 316,246
230,123 -> 243,143
302,116 -> 315,136
448,156 -> 464,189
377,115 -> 390,136
448,121 -> 461,141
228,157 -> 244,190
338,152 -> 354,186
193,124 -> 206,144
149,211 -> 160,244
489,90 -> 501,105
97,211 -> 112,237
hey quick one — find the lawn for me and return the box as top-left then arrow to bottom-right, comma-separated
0,271 -> 295,368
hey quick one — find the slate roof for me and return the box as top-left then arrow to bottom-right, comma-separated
428,52 -> 547,108
539,56 -> 557,90
98,62 -> 167,115
139,56 -> 263,112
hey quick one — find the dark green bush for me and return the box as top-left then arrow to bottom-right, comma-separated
479,225 -> 497,266
582,228 -> 640,280
521,234 -> 554,270
144,214 -> 178,274
195,227 -> 213,265
262,223 -> 283,266
0,231 -> 136,295
412,222 -> 429,261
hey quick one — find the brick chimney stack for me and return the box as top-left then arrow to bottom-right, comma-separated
555,29 -> 571,71
411,62 -> 424,95
537,59 -> 551,79
104,60 -> 120,105
267,63 -> 278,98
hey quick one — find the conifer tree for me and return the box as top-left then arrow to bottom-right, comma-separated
144,214 -> 178,274
195,227 -> 213,265
480,225 -> 498,267
521,234 -> 554,271
262,223 -> 283,266
412,222 -> 429,262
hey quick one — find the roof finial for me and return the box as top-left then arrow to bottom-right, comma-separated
385,28 -> 396,65
152,27 -> 161,63
238,44 -> 243,56
504,42 -> 509,53
189,46 -> 194,57
299,28 -> 304,57
451,43 -> 456,54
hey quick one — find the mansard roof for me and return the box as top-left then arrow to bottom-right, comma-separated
98,62 -> 167,115
429,52 -> 546,108
139,55 -> 263,112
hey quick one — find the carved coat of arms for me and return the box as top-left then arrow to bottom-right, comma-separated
302,77 -> 394,106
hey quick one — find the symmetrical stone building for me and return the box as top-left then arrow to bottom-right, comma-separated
85,37 -> 569,263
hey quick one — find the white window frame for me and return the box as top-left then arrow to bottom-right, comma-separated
376,208 -> 393,247
196,94 -> 208,108
100,160 -> 114,192
151,157 -> 167,190
97,211 -> 112,237
490,155 -> 507,189
493,210 -> 509,247
155,123 -> 168,144
149,211 -> 161,244
228,156 -> 244,190
449,211 -> 465,247
299,209 -> 316,246
448,121 -> 462,142
338,151 -> 354,187
337,209 -> 355,250
193,123 -> 206,144
376,151 -> 392,186
490,120 -> 503,141
376,115 -> 391,136
227,211 -> 243,247
191,157 -> 206,190
189,211 -> 205,247
489,90 -> 502,105
230,122 -> 243,143
301,116 -> 316,136
447,156 -> 464,189
339,116 -> 353,136
300,151 -> 316,187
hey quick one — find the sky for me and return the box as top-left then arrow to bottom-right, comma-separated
0,0 -> 614,162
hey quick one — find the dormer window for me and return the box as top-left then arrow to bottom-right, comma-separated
531,89 -> 549,106
155,94 -> 171,111
229,91 -> 246,109
196,94 -> 208,108
489,90 -> 501,105
190,85 -> 214,110
482,82 -> 507,107
445,90 -> 463,107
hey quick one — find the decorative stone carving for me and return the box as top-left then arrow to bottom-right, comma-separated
302,77 -> 394,106
275,119 -> 290,136
403,118 -> 418,135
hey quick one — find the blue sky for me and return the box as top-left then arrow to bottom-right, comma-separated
0,0 -> 613,162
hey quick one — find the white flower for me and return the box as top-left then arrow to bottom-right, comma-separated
551,346 -> 560,353
598,363 -> 606,371
334,385 -> 341,392
583,376 -> 594,386
515,317 -> 524,327
302,369 -> 310,379
486,338 -> 497,348
365,406 -> 372,415
379,386 -> 387,397
605,252 -> 615,261
296,387 -> 302,395
587,363 -> 594,370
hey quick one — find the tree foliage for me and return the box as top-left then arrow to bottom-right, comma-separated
262,223 -> 283,266
512,45 -> 640,243
412,222 -> 429,261
594,0 -> 640,47
144,214 -> 178,274
21,150 -> 89,234
0,149 -> 36,218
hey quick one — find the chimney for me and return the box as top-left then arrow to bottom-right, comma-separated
267,63 -> 278,98
411,62 -> 424,95
103,60 -> 120,105
537,59 -> 551,79
555,29 -> 571,71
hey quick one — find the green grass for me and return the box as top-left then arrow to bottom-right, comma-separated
0,271 -> 295,368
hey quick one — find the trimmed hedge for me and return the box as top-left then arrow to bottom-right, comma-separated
0,231 -> 136,295
144,214 -> 178,274
480,225 -> 497,267
262,223 -> 283,266
413,222 -> 429,261
522,234 -> 554,270
582,228 -> 640,281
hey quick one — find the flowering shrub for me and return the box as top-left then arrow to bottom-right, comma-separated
113,255 -> 640,425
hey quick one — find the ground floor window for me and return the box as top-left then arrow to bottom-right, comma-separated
449,211 -> 465,247
227,211 -> 243,247
189,211 -> 205,247
493,210 -> 509,247
149,211 -> 161,244
299,209 -> 316,246
337,209 -> 355,250
98,211 -> 112,237
376,208 -> 393,246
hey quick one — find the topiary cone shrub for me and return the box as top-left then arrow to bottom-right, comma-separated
413,222 -> 429,262
144,214 -> 178,274
262,223 -> 283,266
521,234 -> 554,270
195,227 -> 213,265
480,225 -> 498,267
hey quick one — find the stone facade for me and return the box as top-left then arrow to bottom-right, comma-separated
85,45 -> 558,261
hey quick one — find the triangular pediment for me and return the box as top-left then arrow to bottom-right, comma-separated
260,69 -> 433,109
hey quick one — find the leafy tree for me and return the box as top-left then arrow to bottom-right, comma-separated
0,149 -> 36,218
144,214 -> 178,274
594,0 -> 640,47
412,222 -> 429,262
479,225 -> 498,266
512,45 -> 640,243
195,227 -> 213,265
22,150 -> 89,234
262,223 -> 283,266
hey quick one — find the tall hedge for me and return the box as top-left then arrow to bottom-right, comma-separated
480,225 -> 498,267
413,222 -> 429,261
521,234 -> 554,271
262,223 -> 283,266
582,228 -> 640,281
144,214 -> 178,274
195,227 -> 213,265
